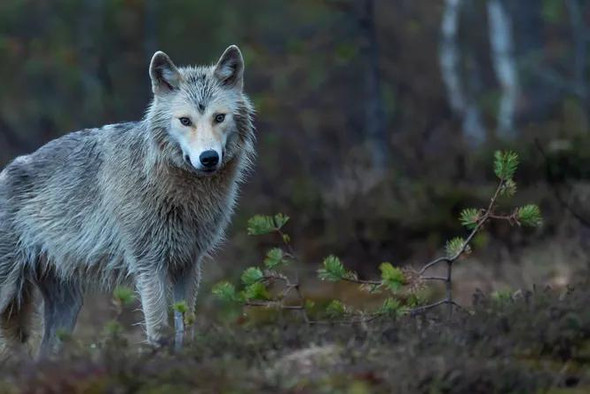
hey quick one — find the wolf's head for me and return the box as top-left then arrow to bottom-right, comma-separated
146,45 -> 255,176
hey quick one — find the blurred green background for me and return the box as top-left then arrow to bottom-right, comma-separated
0,0 -> 589,326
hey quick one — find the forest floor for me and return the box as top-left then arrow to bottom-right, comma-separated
1,281 -> 590,393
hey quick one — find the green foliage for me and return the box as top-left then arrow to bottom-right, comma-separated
264,248 -> 287,269
325,300 -> 347,318
243,282 -> 270,301
378,298 -> 402,315
500,179 -> 517,197
173,301 -> 188,314
112,286 -> 136,307
213,151 -> 542,323
241,267 -> 264,286
517,204 -> 543,227
318,255 -> 350,282
379,263 -> 405,291
212,281 -> 240,303
494,151 -> 519,180
247,214 -> 290,235
247,215 -> 276,235
273,213 -> 290,230
459,208 -> 480,229
491,290 -> 514,305
405,294 -> 423,308
103,321 -> 123,336
446,237 -> 467,258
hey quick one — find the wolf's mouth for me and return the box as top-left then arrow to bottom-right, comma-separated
199,168 -> 217,175
183,153 -> 221,176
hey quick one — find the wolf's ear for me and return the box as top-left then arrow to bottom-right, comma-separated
214,45 -> 244,90
149,51 -> 181,95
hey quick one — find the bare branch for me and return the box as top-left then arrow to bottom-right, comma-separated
422,276 -> 447,281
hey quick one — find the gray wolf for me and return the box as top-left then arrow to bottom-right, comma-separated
0,45 -> 255,355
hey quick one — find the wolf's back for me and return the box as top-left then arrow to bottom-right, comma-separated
0,123 -> 143,302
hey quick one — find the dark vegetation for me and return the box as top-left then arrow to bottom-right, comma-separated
1,285 -> 590,393
211,152 -> 543,325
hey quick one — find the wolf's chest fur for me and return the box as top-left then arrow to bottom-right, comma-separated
122,161 -> 238,269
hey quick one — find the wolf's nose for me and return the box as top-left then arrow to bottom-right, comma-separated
199,150 -> 219,169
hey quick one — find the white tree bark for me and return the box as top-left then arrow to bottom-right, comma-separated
440,0 -> 485,145
487,0 -> 519,138
440,0 -> 463,112
360,0 -> 389,172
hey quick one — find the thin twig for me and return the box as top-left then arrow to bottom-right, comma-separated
422,276 -> 447,281
341,277 -> 382,286
277,229 -> 299,261
446,261 -> 453,318
409,300 -> 447,315
307,314 -> 382,325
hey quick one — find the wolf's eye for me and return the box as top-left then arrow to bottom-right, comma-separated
179,117 -> 192,126
214,114 -> 226,124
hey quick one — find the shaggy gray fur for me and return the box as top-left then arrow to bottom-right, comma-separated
0,45 -> 255,355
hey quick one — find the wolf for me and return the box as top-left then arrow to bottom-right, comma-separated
0,45 -> 255,355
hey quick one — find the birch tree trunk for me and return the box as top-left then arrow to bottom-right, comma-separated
359,0 -> 389,172
487,0 -> 519,138
439,0 -> 485,145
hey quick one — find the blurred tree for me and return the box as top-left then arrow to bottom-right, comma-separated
487,0 -> 519,139
144,0 -> 159,62
565,0 -> 588,107
439,0 -> 486,145
359,0 -> 389,171
78,0 -> 105,124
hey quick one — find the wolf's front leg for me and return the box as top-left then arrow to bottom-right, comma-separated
136,270 -> 169,346
171,259 -> 202,350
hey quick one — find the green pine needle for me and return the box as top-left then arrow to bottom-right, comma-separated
325,300 -> 347,318
264,248 -> 287,269
459,208 -> 480,229
318,255 -> 348,282
212,281 -> 239,303
446,237 -> 467,258
378,297 -> 402,315
273,213 -> 290,230
241,267 -> 264,286
113,286 -> 136,307
247,213 -> 290,235
517,204 -> 543,227
243,282 -> 270,301
379,262 -> 405,291
173,301 -> 188,314
247,215 -> 276,235
500,178 -> 517,197
494,151 -> 519,180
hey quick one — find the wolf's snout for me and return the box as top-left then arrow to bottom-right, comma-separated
199,150 -> 219,169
